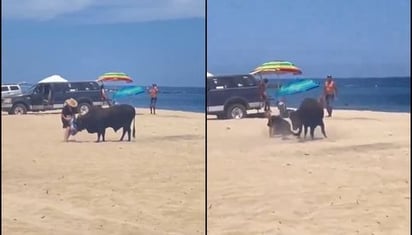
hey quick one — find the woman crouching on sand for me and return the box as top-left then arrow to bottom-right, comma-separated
61,98 -> 78,142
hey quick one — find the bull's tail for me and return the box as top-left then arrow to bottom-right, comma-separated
291,130 -> 300,136
132,116 -> 136,138
289,124 -> 301,136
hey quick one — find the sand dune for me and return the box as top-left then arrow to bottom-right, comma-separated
207,110 -> 410,235
2,109 -> 205,235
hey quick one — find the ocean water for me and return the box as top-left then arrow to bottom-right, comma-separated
267,77 -> 410,113
18,77 -> 410,113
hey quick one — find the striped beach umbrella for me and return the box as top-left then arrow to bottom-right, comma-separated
97,72 -> 133,83
251,61 -> 302,76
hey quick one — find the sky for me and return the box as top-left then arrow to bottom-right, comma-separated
2,0 -> 205,87
207,0 -> 411,78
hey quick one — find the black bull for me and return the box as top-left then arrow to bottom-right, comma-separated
289,98 -> 327,140
76,104 -> 136,142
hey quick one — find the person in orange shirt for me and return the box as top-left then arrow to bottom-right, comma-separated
149,83 -> 159,114
323,75 -> 338,117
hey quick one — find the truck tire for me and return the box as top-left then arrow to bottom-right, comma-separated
226,104 -> 246,119
78,102 -> 91,115
9,103 -> 27,115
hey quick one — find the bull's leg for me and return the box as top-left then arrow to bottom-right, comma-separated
296,125 -> 302,138
303,125 -> 308,139
320,121 -> 327,138
310,126 -> 316,140
120,126 -> 131,141
127,127 -> 131,141
96,133 -> 101,142
121,126 -> 131,141
120,128 -> 126,141
101,129 -> 106,142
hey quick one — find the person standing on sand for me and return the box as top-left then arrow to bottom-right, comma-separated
99,82 -> 111,106
323,75 -> 338,117
149,83 -> 159,114
61,98 -> 78,142
259,78 -> 270,113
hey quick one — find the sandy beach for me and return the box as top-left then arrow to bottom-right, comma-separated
2,109 -> 205,235
207,110 -> 410,235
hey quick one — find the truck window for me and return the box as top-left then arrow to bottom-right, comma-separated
214,78 -> 229,89
33,85 -> 42,94
2,87 -> 9,92
242,76 -> 257,86
207,79 -> 217,90
70,83 -> 82,91
53,83 -> 69,93
233,76 -> 257,87
228,76 -> 243,88
88,82 -> 100,90
69,82 -> 99,91
10,86 -> 20,91
67,83 -> 77,92
225,76 -> 254,88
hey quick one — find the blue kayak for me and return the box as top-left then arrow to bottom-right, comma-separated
275,79 -> 320,97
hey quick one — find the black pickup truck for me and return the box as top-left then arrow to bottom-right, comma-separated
207,74 -> 264,119
1,81 -> 107,115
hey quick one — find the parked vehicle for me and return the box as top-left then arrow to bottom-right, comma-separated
2,84 -> 23,99
207,74 -> 263,119
1,81 -> 107,115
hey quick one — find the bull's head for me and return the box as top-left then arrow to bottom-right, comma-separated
289,111 -> 302,131
74,108 -> 100,133
74,113 -> 86,131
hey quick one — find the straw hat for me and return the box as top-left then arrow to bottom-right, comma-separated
64,98 -> 78,108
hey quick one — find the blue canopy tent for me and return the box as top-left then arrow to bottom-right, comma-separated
112,86 -> 145,104
274,79 -> 320,97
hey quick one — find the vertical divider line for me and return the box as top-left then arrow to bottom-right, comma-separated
204,0 -> 208,234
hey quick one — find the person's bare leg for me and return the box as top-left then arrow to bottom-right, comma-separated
64,127 -> 70,142
326,96 -> 332,117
